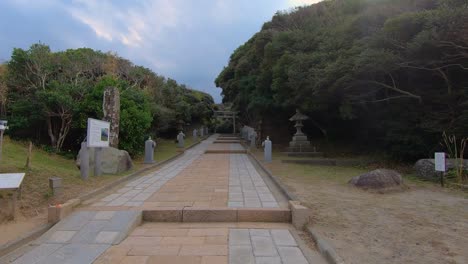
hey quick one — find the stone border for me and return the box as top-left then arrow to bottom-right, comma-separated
246,147 -> 299,201
0,136 -> 208,258
306,226 -> 345,264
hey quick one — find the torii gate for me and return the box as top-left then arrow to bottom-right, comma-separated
214,111 -> 237,134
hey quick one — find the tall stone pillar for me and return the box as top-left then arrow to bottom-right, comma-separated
103,87 -> 120,148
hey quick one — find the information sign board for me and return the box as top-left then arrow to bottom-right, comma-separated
435,152 -> 446,172
0,173 -> 26,190
87,118 -> 110,148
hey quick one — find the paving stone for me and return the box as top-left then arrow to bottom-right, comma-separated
36,244 -> 109,264
103,211 -> 141,232
101,193 -> 121,202
256,256 -> 282,264
251,236 -> 278,257
229,245 -> 255,264
271,229 -> 297,246
262,202 -> 279,208
95,231 -> 120,244
12,244 -> 63,264
54,211 -> 96,231
94,211 -> 116,220
47,231 -> 76,243
277,246 -> 309,264
106,197 -> 130,206
146,256 -> 202,264
229,229 -> 250,246
228,201 -> 243,207
71,221 -> 107,243
124,201 -> 144,207
249,229 -> 270,237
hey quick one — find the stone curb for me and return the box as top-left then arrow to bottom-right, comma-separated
0,223 -> 54,257
0,137 -> 209,258
245,146 -> 299,201
306,226 -> 345,264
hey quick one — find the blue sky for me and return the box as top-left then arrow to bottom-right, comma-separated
0,0 -> 321,102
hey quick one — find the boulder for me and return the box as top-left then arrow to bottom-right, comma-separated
414,159 -> 468,181
349,169 -> 403,189
76,147 -> 133,174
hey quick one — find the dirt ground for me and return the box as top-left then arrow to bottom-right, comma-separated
265,159 -> 468,264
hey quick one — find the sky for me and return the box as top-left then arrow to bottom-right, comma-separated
0,0 -> 322,103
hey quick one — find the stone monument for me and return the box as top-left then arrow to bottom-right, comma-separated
103,87 -> 120,148
262,136 -> 272,163
250,130 -> 257,149
144,137 -> 156,164
193,129 -> 198,141
177,131 -> 185,148
200,127 -> 204,137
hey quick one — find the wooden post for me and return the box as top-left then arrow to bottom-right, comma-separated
25,141 -> 33,169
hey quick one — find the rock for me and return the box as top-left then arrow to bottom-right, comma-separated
76,147 -> 133,174
414,159 -> 468,181
349,169 -> 403,189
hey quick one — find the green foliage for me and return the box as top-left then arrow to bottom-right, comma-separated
4,43 -> 214,155
216,0 -> 468,160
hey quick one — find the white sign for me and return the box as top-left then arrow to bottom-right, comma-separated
87,118 -> 110,148
435,152 -> 446,172
0,173 -> 26,190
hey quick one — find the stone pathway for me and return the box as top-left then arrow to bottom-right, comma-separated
93,222 -> 310,264
3,134 -> 324,264
228,154 -> 279,208
9,211 -> 141,264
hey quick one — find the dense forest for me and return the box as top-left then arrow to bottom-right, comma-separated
0,43 -> 214,155
216,0 -> 468,160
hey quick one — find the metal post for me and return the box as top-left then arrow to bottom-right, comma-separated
94,147 -> 102,176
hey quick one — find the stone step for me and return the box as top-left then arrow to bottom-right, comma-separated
205,149 -> 247,154
214,140 -> 241,143
143,207 -> 291,223
283,152 -> 324,157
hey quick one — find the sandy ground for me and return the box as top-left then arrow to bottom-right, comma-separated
271,163 -> 468,264
0,214 -> 47,245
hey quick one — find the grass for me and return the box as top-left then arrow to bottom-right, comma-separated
0,136 -> 200,220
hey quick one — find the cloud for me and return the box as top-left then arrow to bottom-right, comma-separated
287,0 -> 323,7
67,0 -> 180,47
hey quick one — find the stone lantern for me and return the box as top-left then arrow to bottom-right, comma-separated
289,109 -> 311,149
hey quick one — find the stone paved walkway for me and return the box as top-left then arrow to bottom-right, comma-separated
93,222 -> 311,264
3,134 -> 324,264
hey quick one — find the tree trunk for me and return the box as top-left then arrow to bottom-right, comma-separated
46,116 -> 57,150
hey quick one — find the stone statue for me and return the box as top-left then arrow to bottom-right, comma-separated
177,131 -> 185,148
262,136 -> 272,162
144,137 -> 156,164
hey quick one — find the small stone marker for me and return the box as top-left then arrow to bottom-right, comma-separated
144,137 -> 156,164
80,141 -> 89,180
205,126 -> 209,135
250,130 -> 257,149
262,136 -> 272,162
177,131 -> 185,148
49,177 -> 63,196
94,147 -> 103,176
193,129 -> 198,141
200,127 -> 204,137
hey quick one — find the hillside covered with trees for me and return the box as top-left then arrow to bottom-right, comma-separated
216,0 -> 468,160
0,43 -> 214,155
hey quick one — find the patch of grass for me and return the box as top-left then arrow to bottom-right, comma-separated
0,136 -> 200,219
274,163 -> 367,184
